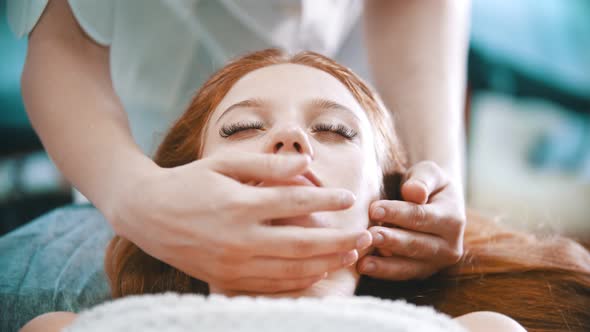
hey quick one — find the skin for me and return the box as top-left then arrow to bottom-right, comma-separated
20,65 -> 524,332
22,0 -> 467,292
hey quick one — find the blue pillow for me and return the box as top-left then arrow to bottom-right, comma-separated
0,205 -> 113,332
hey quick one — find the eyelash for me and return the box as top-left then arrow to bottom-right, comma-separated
310,123 -> 358,139
219,121 -> 265,137
219,121 -> 358,140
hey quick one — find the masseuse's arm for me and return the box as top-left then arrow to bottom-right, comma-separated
360,0 -> 470,280
23,0 -> 371,293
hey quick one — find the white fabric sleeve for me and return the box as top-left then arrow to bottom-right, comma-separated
67,0 -> 115,45
6,0 -> 49,38
6,0 -> 114,45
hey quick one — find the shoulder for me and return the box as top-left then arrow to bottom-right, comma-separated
454,311 -> 527,332
20,312 -> 78,332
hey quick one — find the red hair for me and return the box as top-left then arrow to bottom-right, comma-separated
105,49 -> 590,332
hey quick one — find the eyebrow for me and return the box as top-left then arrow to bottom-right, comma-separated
305,98 -> 359,121
215,98 -> 269,124
215,97 -> 360,124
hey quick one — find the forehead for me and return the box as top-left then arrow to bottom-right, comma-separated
213,63 -> 365,118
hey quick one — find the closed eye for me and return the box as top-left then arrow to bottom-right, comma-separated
310,123 -> 357,140
219,121 -> 265,138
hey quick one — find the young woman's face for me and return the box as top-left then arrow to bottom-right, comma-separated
201,63 -> 382,232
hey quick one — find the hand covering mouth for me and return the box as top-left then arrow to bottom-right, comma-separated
253,169 -> 332,227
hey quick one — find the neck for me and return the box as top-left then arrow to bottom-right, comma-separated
210,266 -> 360,298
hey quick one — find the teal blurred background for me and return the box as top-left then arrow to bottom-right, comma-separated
0,0 -> 71,235
0,0 -> 589,236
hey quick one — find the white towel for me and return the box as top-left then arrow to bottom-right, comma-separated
64,293 -> 467,332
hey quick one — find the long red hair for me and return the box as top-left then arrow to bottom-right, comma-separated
105,49 -> 590,332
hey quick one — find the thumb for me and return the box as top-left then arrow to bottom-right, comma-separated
209,152 -> 310,182
401,161 -> 447,204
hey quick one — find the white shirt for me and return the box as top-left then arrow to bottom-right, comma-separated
8,0 -> 367,155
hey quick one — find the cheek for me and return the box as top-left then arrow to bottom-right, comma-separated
200,135 -> 263,158
313,144 -> 379,231
313,144 -> 364,192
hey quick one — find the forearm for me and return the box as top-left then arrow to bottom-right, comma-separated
22,0 -> 157,220
364,0 -> 470,189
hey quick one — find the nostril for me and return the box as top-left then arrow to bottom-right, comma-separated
293,142 -> 302,153
274,142 -> 284,153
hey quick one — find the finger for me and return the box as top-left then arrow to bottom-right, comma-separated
370,200 -> 447,236
369,226 -> 448,260
249,227 -> 372,258
210,152 -> 310,182
249,186 -> 355,219
357,255 -> 435,280
239,250 -> 359,279
377,248 -> 393,257
402,161 -> 448,204
216,273 -> 327,294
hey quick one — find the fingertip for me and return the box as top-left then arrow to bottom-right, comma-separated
355,231 -> 372,250
370,206 -> 386,220
359,258 -> 377,274
338,190 -> 356,208
370,229 -> 384,247
355,255 -> 369,274
402,180 -> 428,204
283,154 -> 310,174
293,154 -> 312,167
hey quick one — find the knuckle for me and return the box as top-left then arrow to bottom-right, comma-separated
216,238 -> 240,257
209,261 -> 236,282
215,239 -> 249,264
441,245 -> 463,265
449,246 -> 464,263
421,160 -> 439,174
444,213 -> 466,237
290,237 -> 313,257
287,190 -> 309,209
381,205 -> 398,221
229,193 -> 256,213
405,237 -> 422,258
283,261 -> 306,276
411,205 -> 428,227
216,249 -> 237,266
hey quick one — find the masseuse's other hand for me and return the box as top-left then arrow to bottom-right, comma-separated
357,161 -> 465,280
111,152 -> 371,293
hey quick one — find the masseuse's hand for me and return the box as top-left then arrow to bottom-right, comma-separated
357,161 -> 465,280
112,152 -> 371,293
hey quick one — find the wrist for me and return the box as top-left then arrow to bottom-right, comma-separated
98,155 -> 163,235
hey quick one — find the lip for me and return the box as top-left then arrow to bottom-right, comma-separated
253,169 -> 323,187
302,169 -> 322,187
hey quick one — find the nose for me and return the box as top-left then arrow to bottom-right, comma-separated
266,126 -> 314,158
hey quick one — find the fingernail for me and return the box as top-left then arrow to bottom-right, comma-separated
373,232 -> 384,246
372,207 -> 385,220
362,261 -> 376,273
340,191 -> 356,206
341,250 -> 358,265
356,232 -> 372,249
